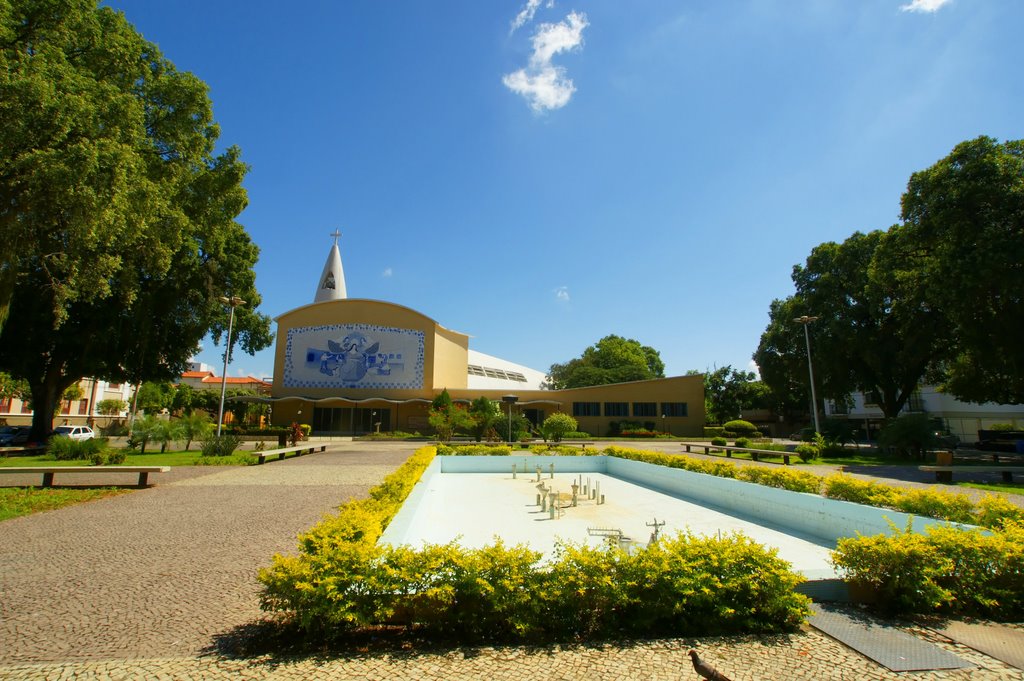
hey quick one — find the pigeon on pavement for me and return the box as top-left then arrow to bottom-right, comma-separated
688,649 -> 733,681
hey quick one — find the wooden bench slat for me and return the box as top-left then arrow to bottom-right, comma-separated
0,466 -> 170,487
255,444 -> 327,464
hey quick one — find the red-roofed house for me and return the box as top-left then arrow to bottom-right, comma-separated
179,371 -> 272,395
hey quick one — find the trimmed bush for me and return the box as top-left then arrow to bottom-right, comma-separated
795,443 -> 819,463
438,444 -> 512,456
723,420 -> 758,437
734,437 -> 752,448
703,426 -> 726,438
562,431 -> 591,439
541,413 -> 578,442
736,466 -> 820,493
258,445 -> 810,641
833,520 -> 1024,619
711,436 -> 727,446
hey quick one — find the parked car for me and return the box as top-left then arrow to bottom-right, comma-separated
51,425 -> 95,441
0,426 -> 30,446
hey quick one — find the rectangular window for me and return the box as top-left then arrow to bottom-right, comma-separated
0,397 -> 10,412
60,401 -> 71,415
632,402 -> 657,417
78,399 -> 90,415
603,402 -> 629,417
108,383 -> 122,390
21,401 -> 32,413
660,402 -> 688,417
572,402 -> 601,417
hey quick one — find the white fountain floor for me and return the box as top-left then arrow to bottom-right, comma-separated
384,472 -> 838,579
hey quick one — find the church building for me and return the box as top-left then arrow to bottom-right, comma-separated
263,235 -> 705,436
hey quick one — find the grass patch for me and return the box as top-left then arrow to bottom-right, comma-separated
959,481 -> 1024,494
818,452 -> 924,467
0,451 -> 252,467
0,487 -> 129,522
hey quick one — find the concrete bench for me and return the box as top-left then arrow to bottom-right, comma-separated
919,465 -> 1024,483
0,466 -> 170,487
255,444 -> 326,464
545,441 -> 595,449
682,442 -> 793,465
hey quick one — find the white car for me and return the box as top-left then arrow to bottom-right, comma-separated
52,425 -> 95,441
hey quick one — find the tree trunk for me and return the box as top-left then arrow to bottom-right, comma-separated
28,372 -> 74,442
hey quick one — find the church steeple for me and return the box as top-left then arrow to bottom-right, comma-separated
314,229 -> 347,303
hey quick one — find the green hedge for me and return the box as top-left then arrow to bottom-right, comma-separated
703,427 -> 726,437
599,446 -> 1022,529
258,445 -> 810,640
833,520 -> 1024,618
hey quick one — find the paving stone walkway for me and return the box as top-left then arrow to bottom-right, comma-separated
2,440 -> 1022,680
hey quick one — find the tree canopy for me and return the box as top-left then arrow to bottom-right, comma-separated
897,136 -> 1024,404
754,230 -> 944,419
0,1 -> 272,438
545,335 -> 665,389
754,136 -> 1024,416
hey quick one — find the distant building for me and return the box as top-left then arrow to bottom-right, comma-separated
824,386 -> 1024,444
0,378 -> 134,427
179,371 -> 272,395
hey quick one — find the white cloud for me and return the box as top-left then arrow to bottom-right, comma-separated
747,359 -> 761,379
511,0 -> 543,33
900,0 -> 952,13
382,267 -> 393,278
503,11 -> 588,112
554,285 -> 570,302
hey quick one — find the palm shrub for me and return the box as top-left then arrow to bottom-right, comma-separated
178,412 -> 212,450
129,414 -> 163,454
154,419 -> 183,453
200,433 -> 242,457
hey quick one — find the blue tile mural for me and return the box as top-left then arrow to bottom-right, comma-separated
284,324 -> 425,389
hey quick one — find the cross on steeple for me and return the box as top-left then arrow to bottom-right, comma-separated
330,229 -> 341,245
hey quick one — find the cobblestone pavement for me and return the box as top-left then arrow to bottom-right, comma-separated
2,627 -> 1023,680
0,442 -> 411,666
2,440 -> 1022,680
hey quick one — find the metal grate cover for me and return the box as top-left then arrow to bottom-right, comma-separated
933,620 -> 1024,670
808,604 -> 973,672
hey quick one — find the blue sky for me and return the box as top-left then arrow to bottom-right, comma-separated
106,0 -> 1023,382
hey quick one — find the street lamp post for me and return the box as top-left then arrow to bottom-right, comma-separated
216,296 -> 246,437
793,315 -> 822,434
502,395 -> 519,445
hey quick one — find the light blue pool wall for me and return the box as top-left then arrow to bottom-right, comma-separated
380,455 -> 961,547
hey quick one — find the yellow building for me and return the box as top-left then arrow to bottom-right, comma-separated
263,235 -> 704,436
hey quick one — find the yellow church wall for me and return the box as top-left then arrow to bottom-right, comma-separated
272,299 -> 469,401
432,326 -> 469,389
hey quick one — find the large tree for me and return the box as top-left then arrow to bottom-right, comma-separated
0,1 -> 271,439
897,136 -> 1024,404
545,335 -> 665,389
754,230 -> 945,419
